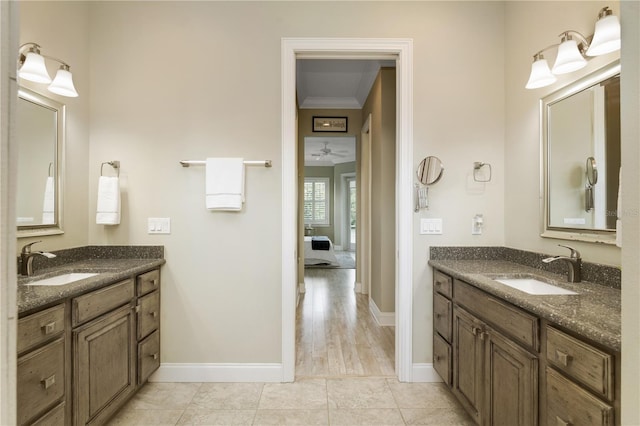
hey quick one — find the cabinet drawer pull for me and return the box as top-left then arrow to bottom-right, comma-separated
135,305 -> 141,313
555,416 -> 571,426
41,374 -> 56,390
555,350 -> 572,366
150,353 -> 158,360
41,322 -> 56,335
435,313 -> 442,319
151,279 -> 158,286
150,311 -> 158,318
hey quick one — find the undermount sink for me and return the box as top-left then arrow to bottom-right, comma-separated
493,277 -> 578,295
23,272 -> 98,286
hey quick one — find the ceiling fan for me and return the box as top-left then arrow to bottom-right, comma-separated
311,142 -> 347,158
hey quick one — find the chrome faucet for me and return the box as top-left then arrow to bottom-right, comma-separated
20,241 -> 57,276
542,244 -> 582,283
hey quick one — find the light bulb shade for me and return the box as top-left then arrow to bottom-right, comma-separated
48,68 -> 79,97
526,58 -> 557,89
586,14 -> 621,56
19,52 -> 52,84
552,39 -> 587,74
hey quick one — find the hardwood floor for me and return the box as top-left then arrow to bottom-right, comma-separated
296,268 -> 395,378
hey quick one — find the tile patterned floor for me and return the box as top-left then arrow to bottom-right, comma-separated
108,262 -> 473,425
107,378 -> 473,425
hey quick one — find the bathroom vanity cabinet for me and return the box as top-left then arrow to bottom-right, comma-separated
17,267 -> 161,426
433,268 -> 619,426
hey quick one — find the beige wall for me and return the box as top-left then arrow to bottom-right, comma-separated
362,68 -> 396,313
17,1 -> 90,251
89,0 -> 507,365
620,1 -> 640,422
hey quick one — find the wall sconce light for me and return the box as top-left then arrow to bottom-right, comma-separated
525,6 -> 620,89
18,42 -> 79,97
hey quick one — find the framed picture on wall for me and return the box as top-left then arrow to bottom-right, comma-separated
312,116 -> 348,132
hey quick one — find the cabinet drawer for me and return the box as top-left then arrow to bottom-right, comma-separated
138,330 -> 160,385
433,332 -> 451,386
434,270 -> 452,298
137,269 -> 160,296
17,337 -> 65,426
454,279 -> 539,352
434,292 -> 452,342
72,279 -> 134,326
546,367 -> 613,426
546,325 -> 614,401
137,290 -> 160,340
18,304 -> 65,354
32,401 -> 65,426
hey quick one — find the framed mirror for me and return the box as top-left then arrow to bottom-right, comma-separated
16,87 -> 65,236
542,61 -> 620,244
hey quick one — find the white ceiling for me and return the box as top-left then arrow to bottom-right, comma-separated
297,59 -> 395,110
298,59 -> 394,167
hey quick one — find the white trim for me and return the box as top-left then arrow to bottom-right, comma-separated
298,281 -> 306,293
282,38 -> 414,383
411,363 -> 444,383
354,281 -> 363,293
150,363 -> 284,383
369,297 -> 395,326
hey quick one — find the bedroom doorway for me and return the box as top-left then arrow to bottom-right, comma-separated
282,38 -> 414,383
295,56 -> 400,378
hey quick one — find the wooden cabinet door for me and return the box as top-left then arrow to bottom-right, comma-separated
73,304 -> 135,426
452,306 -> 485,424
484,326 -> 538,426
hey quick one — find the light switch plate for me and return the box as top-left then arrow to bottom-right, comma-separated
148,217 -> 171,234
420,218 -> 443,235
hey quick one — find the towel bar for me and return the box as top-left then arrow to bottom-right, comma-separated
179,160 -> 272,168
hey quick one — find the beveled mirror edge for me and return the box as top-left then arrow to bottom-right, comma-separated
540,60 -> 620,245
17,87 -> 65,238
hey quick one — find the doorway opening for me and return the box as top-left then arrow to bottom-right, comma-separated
282,38 -> 414,382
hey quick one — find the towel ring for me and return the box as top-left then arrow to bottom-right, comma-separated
101,161 -> 120,177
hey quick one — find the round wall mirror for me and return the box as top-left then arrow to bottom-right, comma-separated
417,156 -> 444,185
586,157 -> 598,186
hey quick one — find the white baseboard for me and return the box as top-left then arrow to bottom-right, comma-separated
355,281 -> 362,293
369,298 -> 395,326
149,363 -> 285,383
411,363 -> 444,382
334,245 -> 343,251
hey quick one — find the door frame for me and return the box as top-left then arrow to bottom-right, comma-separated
281,38 -> 414,382
342,172 -> 356,252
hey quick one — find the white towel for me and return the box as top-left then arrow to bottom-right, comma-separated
42,176 -> 55,224
616,167 -> 622,248
96,176 -> 121,225
205,158 -> 245,211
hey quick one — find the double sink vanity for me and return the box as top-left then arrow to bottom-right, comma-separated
16,245 -> 165,426
429,246 -> 621,426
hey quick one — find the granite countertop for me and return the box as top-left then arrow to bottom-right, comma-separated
17,246 -> 165,315
428,259 -> 621,352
